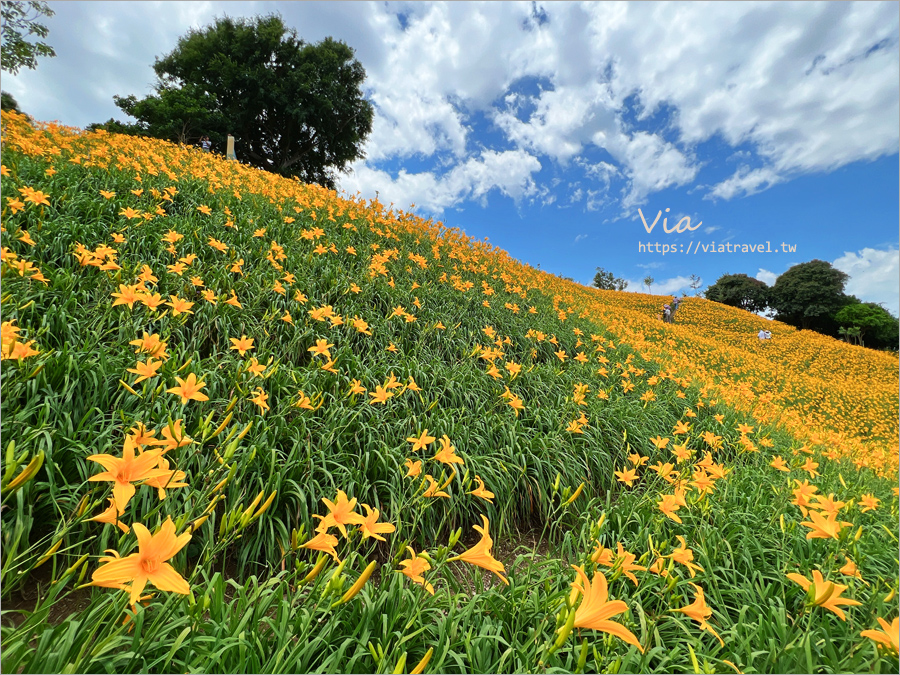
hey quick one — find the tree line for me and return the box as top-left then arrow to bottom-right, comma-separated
703,262 -> 898,349
592,262 -> 898,350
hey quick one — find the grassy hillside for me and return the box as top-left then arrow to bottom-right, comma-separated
1,110 -> 897,674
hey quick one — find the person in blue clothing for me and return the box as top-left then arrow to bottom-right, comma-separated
200,136 -> 212,152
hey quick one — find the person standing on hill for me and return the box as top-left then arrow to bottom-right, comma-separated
200,136 -> 212,152
663,304 -> 672,323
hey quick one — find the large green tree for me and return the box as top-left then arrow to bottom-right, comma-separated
704,273 -> 770,313
835,302 -> 899,349
592,267 -> 628,291
105,14 -> 374,189
770,260 -> 850,330
0,0 -> 55,75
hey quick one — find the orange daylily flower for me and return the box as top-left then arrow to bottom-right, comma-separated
570,566 -> 643,652
230,335 -> 255,356
87,439 -> 169,511
433,435 -> 464,466
141,457 -> 188,500
111,284 -> 145,309
469,476 -> 495,503
658,491 -> 687,524
448,515 -> 508,585
397,546 -> 434,595
127,358 -> 162,384
314,490 -> 365,537
357,504 -> 396,542
166,373 -> 209,404
672,583 -> 724,646
786,569 -> 862,620
615,467 -> 638,487
800,509 -> 851,540
90,517 -> 191,604
422,474 -> 450,499
249,387 -> 269,413
770,456 -> 790,472
89,498 -> 130,534
300,532 -> 340,562
859,493 -> 880,512
307,338 -> 333,359
404,459 -> 422,478
368,385 -> 393,405
166,296 -> 194,316
861,617 -> 899,655
668,536 -> 704,578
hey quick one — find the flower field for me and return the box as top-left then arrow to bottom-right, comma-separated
1,109 -> 897,674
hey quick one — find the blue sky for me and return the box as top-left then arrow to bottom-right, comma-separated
5,1 -> 899,313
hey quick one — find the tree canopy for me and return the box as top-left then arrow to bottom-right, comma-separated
0,0 -> 55,75
769,260 -> 850,331
100,14 -> 374,190
1,89 -> 20,111
704,273 -> 770,314
592,267 -> 628,291
835,302 -> 899,349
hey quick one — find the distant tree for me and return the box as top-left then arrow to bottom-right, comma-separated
86,117 -> 147,136
1,89 -> 20,111
1,0 -> 55,75
689,273 -> 702,295
704,273 -> 770,313
104,14 -> 374,189
593,267 -> 628,291
770,260 -> 850,330
835,302 -> 899,349
643,275 -> 654,293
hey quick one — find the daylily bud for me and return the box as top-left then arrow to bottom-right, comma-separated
551,607 -> 577,653
209,412 -> 234,440
55,553 -> 89,584
224,396 -> 238,414
410,647 -> 434,675
3,451 -> 44,494
448,527 -> 462,549
236,421 -> 254,441
34,539 -> 62,569
563,482 -> 584,506
302,554 -> 328,584
118,379 -> 139,396
199,410 -> 215,436
392,652 -> 407,674
335,560 -> 376,605
575,638 -> 589,673
253,491 -> 277,520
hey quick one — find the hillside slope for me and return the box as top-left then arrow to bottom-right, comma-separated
2,111 -> 897,674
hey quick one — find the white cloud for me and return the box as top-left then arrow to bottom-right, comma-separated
623,275 -> 693,296
704,225 -> 721,234
5,1 -> 898,215
706,167 -> 782,201
833,247 -> 900,316
756,268 -> 779,286
340,148 -> 542,214
574,234 -> 588,243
